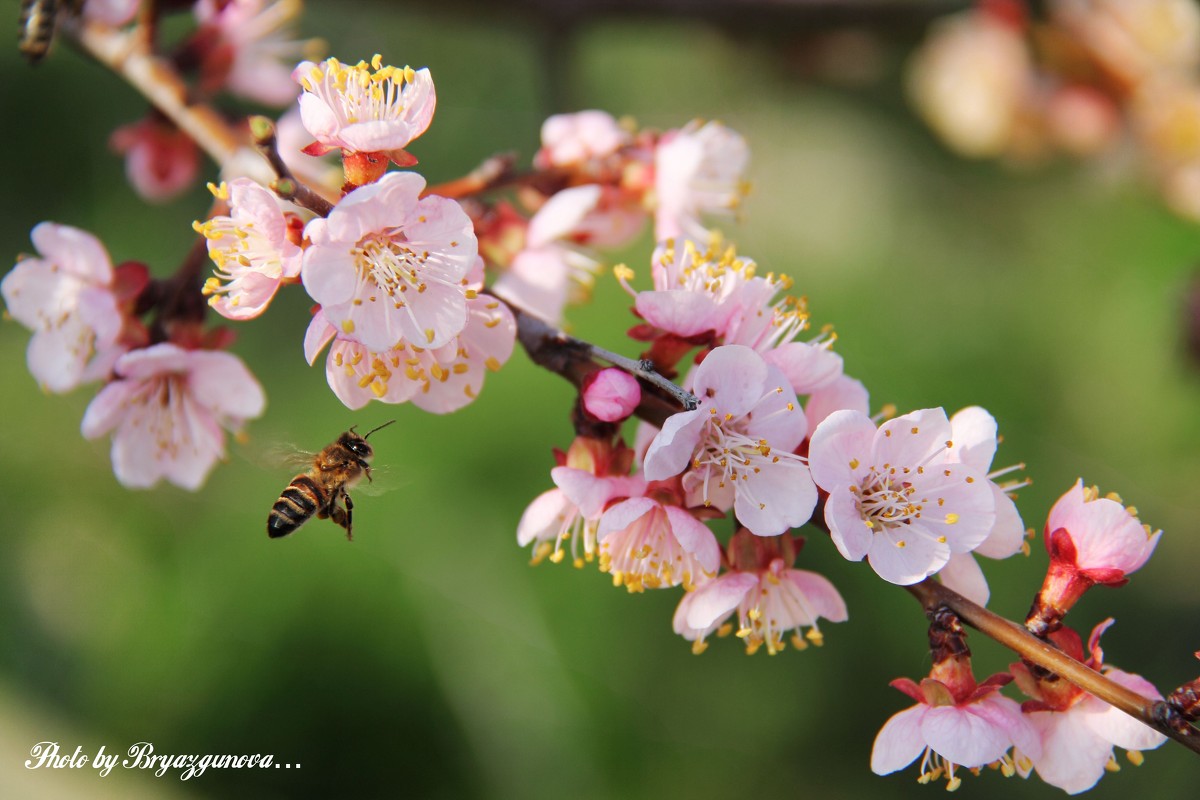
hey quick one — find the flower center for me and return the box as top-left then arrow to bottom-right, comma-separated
353,232 -> 426,300
690,392 -> 803,507
854,468 -> 924,532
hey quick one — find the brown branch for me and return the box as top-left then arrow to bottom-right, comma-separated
64,17 -> 245,169
505,299 -> 695,427
905,578 -> 1200,756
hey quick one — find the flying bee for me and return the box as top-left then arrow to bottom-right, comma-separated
267,421 -> 395,541
19,0 -> 73,64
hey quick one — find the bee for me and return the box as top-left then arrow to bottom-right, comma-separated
19,0 -> 69,64
267,421 -> 395,540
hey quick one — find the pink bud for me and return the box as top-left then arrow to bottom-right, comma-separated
582,368 -> 641,422
1045,479 -> 1161,578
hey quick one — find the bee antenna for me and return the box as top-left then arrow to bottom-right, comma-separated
363,419 -> 397,439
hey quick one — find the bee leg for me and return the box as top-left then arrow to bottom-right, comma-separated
328,491 -> 353,541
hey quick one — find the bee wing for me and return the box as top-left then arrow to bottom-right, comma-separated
246,441 -> 317,473
356,464 -> 400,497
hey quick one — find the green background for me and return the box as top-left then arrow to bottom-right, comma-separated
1,4 -> 1197,798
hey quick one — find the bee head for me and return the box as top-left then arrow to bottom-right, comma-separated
343,420 -> 395,461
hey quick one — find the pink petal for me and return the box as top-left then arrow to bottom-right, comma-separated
734,459 -> 816,536
1026,709 -> 1114,794
1080,670 -> 1167,752
870,705 -> 927,775
597,497 -> 656,541
300,245 -> 357,308
876,408 -> 953,468
938,552 -> 990,606
921,704 -> 1011,768
634,290 -> 724,338
303,310 -> 337,365
807,409 -> 876,491
763,341 -> 843,394
81,380 -> 137,439
785,569 -> 849,623
825,487 -> 872,561
664,505 -> 721,573
493,247 -> 570,324
867,522 -> 951,585
31,222 -> 113,283
643,409 -> 705,481
741,363 -> 807,450
526,184 -> 601,247
972,694 -> 1041,761
187,350 -> 266,420
517,488 -> 572,546
692,345 -> 769,418
685,572 -> 757,630
974,486 -> 1026,559
949,406 -> 998,470
804,374 -> 869,432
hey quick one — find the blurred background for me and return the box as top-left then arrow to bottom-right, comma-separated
1,1 -> 1198,797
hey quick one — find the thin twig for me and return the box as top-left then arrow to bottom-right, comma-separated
905,579 -> 1200,755
504,297 -> 695,426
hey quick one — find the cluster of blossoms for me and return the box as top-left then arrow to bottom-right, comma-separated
909,0 -> 1200,220
7,3 -> 1196,795
516,213 -> 1171,789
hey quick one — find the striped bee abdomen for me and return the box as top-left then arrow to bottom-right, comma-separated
268,475 -> 327,538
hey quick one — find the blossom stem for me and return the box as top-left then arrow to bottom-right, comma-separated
63,17 -> 244,168
423,153 -> 524,199
904,578 -> 1200,755
247,117 -> 337,216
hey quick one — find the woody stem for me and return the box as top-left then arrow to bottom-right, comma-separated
904,578 -> 1200,755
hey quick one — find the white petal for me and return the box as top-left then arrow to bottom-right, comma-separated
870,705 -> 927,775
685,572 -> 757,630
938,552 -> 990,606
949,406 -> 997,470
922,704 -> 1011,768
807,409 -> 875,491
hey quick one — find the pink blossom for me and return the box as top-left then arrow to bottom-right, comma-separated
536,110 -> 630,168
197,179 -> 301,320
808,407 -> 996,585
304,285 -> 515,414
626,238 -> 759,339
654,120 -> 749,242
516,438 -> 641,567
720,272 -> 843,395
597,497 -> 720,592
643,345 -> 816,536
2,223 -> 126,393
1012,621 -> 1166,794
582,368 -> 641,422
293,56 -> 435,155
939,406 -> 1029,605
194,0 -> 312,106
673,534 -> 846,655
80,343 -> 265,490
871,674 -> 1040,789
492,185 -> 602,324
109,117 -> 200,203
301,171 -> 476,351
907,9 -> 1032,158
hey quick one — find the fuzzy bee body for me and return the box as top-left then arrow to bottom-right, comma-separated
267,421 -> 394,540
19,0 -> 62,64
